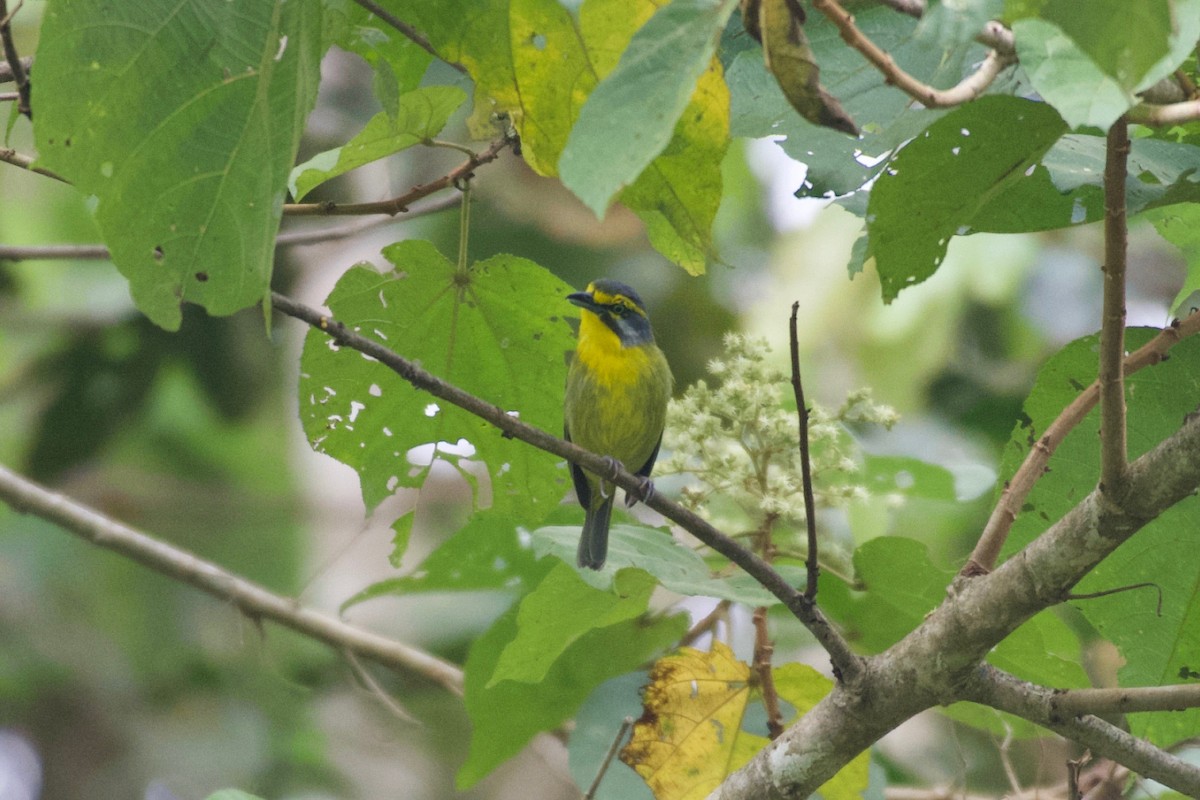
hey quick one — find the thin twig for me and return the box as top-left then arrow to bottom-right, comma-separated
789,302 -> 820,600
810,0 -> 1014,108
1052,684 -> 1200,717
1099,117 -> 1130,494
873,0 -> 925,18
0,0 -> 30,117
283,137 -> 510,217
1066,581 -> 1161,616
0,197 -> 462,264
0,463 -> 466,695
961,308 -> 1200,575
0,52 -> 29,83
1128,99 -> 1200,126
752,606 -> 785,739
679,600 -> 730,648
0,146 -> 68,182
269,291 -> 865,682
343,647 -> 421,723
348,0 -> 465,73
585,717 -> 633,800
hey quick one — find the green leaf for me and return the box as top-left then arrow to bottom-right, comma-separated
1144,204 -> 1200,312
459,601 -> 687,787
729,4 -> 972,197
559,0 -> 739,216
33,0 -> 322,330
531,524 -> 810,604
867,96 -> 1067,302
288,86 -> 467,200
298,242 -> 576,552
1013,19 -> 1134,130
324,0 -> 433,103
1005,0 -> 1174,87
997,331 -> 1200,747
490,565 -> 655,685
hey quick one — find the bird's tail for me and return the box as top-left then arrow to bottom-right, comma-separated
577,495 -> 614,570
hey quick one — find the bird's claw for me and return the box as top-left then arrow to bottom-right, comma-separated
625,476 -> 655,508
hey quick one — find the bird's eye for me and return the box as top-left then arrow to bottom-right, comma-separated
611,304 -> 627,317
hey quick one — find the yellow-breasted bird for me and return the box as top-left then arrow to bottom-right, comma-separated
565,279 -> 673,570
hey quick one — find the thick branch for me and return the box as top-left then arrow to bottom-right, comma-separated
268,292 -> 864,681
810,0 -> 1014,108
0,463 -> 465,695
1099,118 -> 1130,493
712,411 -> 1200,799
1128,99 -> 1200,126
963,667 -> 1200,795
963,308 -> 1200,574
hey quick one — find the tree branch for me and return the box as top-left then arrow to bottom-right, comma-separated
962,308 -> 1200,575
0,146 -> 68,182
283,137 -> 511,217
268,291 -> 865,681
712,410 -> 1200,798
0,0 -> 30,118
1128,99 -> 1200,126
810,0 -> 1014,108
1099,117 -> 1130,493
789,302 -> 820,600
0,463 -> 465,696
963,666 -> 1200,795
1050,683 -> 1200,716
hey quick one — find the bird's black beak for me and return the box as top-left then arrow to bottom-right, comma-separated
568,290 -> 599,313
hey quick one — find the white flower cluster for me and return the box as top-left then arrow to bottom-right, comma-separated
659,334 -> 898,554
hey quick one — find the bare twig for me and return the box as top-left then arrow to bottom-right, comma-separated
0,52 -> 29,83
343,648 -> 421,723
1052,684 -> 1200,717
268,291 -> 865,682
1099,117 -> 1130,494
584,717 -> 633,799
873,0 -> 925,18
1128,99 -> 1200,126
789,302 -> 819,600
0,463 -> 466,695
0,0 -> 30,117
1066,581 -> 1161,615
752,606 -> 785,739
0,197 -> 461,264
679,600 -> 730,648
810,0 -> 1014,108
348,0 -> 464,73
961,308 -> 1200,575
0,146 -> 68,182
283,137 -> 511,217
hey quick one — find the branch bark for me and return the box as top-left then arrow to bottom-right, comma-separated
1099,117 -> 1130,493
0,463 -> 465,696
711,411 -> 1200,798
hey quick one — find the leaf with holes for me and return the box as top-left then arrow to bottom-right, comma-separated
33,0 -> 322,330
867,96 -> 1067,302
298,241 -> 576,557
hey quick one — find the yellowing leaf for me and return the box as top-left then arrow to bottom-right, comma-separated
621,642 -> 759,800
620,642 -> 870,800
750,0 -> 858,135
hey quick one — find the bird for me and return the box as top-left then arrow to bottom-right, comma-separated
564,279 -> 673,570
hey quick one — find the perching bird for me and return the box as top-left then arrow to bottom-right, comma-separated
565,279 -> 673,570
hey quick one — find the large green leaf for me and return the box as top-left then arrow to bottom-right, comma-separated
1143,204 -> 1200,312
997,331 -> 1200,747
459,601 -> 686,787
324,0 -> 434,108
1005,0 -> 1175,88
559,0 -> 739,216
490,565 -> 656,685
867,96 -> 1067,302
298,241 -> 576,558
288,86 -> 467,200
33,0 -> 322,330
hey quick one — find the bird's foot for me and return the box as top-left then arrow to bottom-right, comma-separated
598,456 -> 624,500
625,476 -> 655,508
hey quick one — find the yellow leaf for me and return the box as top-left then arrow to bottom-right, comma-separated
620,643 -> 871,800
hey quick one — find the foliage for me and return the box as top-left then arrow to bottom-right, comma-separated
4,0 -> 1200,797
